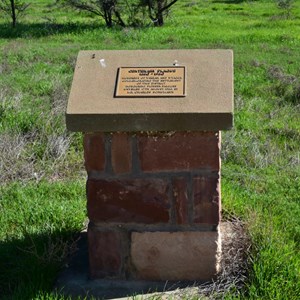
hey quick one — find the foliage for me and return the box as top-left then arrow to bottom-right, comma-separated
62,0 -> 179,27
0,0 -> 30,27
276,0 -> 293,10
63,0 -> 126,27
276,0 -> 294,18
140,0 -> 179,26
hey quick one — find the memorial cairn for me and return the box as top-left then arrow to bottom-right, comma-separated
66,49 -> 233,281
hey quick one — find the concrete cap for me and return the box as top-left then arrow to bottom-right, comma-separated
66,50 -> 233,132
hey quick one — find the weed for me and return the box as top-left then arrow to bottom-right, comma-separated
267,65 -> 300,105
276,0 -> 294,18
0,133 -> 35,182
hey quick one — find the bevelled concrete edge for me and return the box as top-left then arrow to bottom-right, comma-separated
55,277 -> 204,299
66,112 -> 233,132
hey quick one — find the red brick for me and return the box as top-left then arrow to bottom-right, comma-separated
88,227 -> 123,278
83,133 -> 105,172
111,132 -> 132,174
87,178 -> 170,223
137,131 -> 220,172
172,178 -> 189,224
193,177 -> 220,225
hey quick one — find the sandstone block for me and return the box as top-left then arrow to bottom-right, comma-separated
131,231 -> 221,281
66,50 -> 233,132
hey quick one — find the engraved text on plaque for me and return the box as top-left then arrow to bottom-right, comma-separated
115,66 -> 186,97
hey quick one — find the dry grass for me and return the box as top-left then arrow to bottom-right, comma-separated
202,218 -> 251,298
193,218 -> 251,299
133,218 -> 251,300
0,133 -> 36,182
0,130 -> 77,183
0,73 -> 83,184
267,65 -> 297,84
51,78 -> 70,116
267,65 -> 300,105
20,233 -> 81,266
222,129 -> 280,169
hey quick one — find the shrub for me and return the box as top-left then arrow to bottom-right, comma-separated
0,0 -> 30,27
63,0 -> 179,27
276,0 -> 294,18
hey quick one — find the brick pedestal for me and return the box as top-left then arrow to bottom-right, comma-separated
66,49 -> 233,283
84,131 -> 222,280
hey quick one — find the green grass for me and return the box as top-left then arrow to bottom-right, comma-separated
0,0 -> 299,299
0,181 -> 86,299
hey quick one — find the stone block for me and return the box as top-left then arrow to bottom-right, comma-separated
138,132 -> 220,172
87,179 -> 170,223
131,231 -> 221,281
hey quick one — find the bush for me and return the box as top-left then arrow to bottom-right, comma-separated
276,0 -> 294,18
63,0 -> 179,27
0,0 -> 30,27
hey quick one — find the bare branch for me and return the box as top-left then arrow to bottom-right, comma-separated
158,0 -> 178,14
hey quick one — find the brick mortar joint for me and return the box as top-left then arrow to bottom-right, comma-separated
169,177 -> 176,225
187,172 -> 193,225
104,133 -> 113,174
87,170 -> 220,180
131,135 -> 141,175
88,222 -> 218,232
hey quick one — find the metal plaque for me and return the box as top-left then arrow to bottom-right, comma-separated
115,66 -> 186,97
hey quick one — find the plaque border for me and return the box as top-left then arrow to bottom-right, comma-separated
114,66 -> 186,98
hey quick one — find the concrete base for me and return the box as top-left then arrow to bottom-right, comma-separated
56,276 -> 200,300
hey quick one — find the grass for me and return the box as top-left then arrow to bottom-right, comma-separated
0,181 -> 86,299
0,0 -> 299,299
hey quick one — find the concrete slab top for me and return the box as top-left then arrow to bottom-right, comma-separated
66,50 -> 233,132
